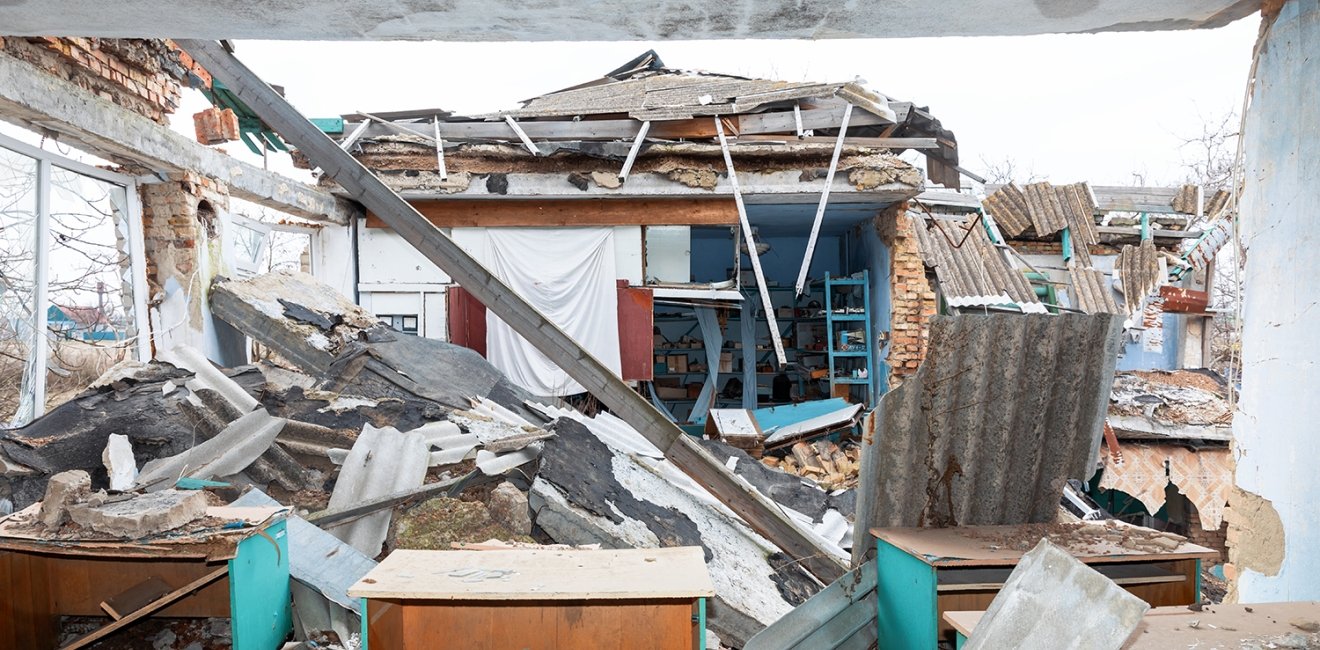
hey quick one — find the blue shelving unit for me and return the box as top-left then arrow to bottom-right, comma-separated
824,271 -> 875,405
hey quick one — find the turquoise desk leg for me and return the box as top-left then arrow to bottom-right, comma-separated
1195,559 -> 1203,603
956,631 -> 967,649
361,599 -> 369,650
694,597 -> 707,650
875,539 -> 939,650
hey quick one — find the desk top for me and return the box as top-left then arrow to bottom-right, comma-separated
944,603 -> 1320,648
348,547 -> 716,601
871,522 -> 1218,567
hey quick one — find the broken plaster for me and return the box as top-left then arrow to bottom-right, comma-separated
1226,485 -> 1286,594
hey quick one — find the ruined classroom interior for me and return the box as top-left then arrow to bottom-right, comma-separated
0,1 -> 1315,648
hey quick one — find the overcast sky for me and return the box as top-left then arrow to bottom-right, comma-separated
180,16 -> 1258,188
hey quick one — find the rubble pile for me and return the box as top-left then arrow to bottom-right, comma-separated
0,272 -> 860,649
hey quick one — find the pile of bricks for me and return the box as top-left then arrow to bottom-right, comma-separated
1186,508 -> 1228,561
0,36 -> 204,124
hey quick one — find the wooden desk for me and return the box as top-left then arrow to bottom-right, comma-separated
349,547 -> 715,650
0,505 -> 290,650
872,523 -> 1219,650
945,602 -> 1320,648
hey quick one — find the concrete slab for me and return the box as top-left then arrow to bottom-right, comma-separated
964,539 -> 1149,650
67,489 -> 208,538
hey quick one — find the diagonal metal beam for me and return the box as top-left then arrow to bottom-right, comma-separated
179,40 -> 845,582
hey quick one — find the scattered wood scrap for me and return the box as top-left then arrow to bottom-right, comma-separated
765,440 -> 861,491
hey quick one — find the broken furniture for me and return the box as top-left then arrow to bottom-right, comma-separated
944,602 -> 1320,648
348,547 -> 715,649
0,506 -> 290,649
872,522 -> 1218,649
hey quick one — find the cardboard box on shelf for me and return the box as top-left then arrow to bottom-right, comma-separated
718,352 -> 733,373
667,354 -> 689,373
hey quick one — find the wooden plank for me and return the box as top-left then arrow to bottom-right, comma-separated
60,566 -> 228,650
365,198 -> 738,228
99,576 -> 174,619
348,548 -> 713,600
794,103 -> 852,296
305,473 -> 472,527
345,104 -> 891,143
870,523 -> 1218,567
183,39 -> 847,584
734,135 -> 938,149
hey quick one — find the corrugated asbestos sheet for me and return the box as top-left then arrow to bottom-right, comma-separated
1116,239 -> 1160,314
1172,183 -> 1200,214
857,313 -> 1124,535
911,213 -> 1045,313
1068,267 -> 1122,315
981,182 -> 1098,244
743,560 -> 877,650
495,70 -> 884,122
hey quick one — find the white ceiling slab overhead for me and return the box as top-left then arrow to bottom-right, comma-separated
0,0 -> 1257,41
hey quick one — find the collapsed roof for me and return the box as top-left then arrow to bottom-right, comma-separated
324,51 -> 960,193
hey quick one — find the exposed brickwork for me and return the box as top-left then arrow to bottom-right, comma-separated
0,36 -> 205,124
1187,507 -> 1229,565
139,172 -> 230,297
880,205 -> 936,387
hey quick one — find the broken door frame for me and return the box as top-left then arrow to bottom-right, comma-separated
180,40 -> 846,582
0,131 -> 152,424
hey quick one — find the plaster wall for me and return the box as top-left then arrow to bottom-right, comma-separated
1231,0 -> 1320,602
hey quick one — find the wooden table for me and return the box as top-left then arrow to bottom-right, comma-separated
0,505 -> 290,650
871,522 -> 1219,650
348,546 -> 715,650
945,602 -> 1320,648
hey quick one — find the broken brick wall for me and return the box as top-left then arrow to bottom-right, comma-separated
0,36 -> 206,124
140,172 -> 231,349
1187,507 -> 1228,563
880,206 -> 936,387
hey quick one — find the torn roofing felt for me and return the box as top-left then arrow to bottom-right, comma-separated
857,313 -> 1124,536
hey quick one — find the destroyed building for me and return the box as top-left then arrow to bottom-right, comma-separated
0,33 -> 1268,650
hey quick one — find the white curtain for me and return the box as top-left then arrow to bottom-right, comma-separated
484,227 -> 622,397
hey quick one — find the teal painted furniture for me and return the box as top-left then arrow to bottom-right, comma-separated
0,505 -> 291,649
873,524 -> 1218,650
228,518 -> 293,648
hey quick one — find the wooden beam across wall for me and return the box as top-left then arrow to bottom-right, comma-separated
365,198 -> 738,228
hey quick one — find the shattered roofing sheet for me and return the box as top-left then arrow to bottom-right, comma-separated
1116,239 -> 1160,315
494,69 -> 891,122
862,313 -> 1124,529
1068,267 -> 1123,315
982,182 -> 1099,241
911,212 -> 1045,313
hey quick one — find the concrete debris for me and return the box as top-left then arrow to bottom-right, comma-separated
67,489 -> 209,538
964,539 -> 1149,650
1109,369 -> 1233,441
38,469 -> 92,528
102,434 -> 138,492
488,482 -> 532,535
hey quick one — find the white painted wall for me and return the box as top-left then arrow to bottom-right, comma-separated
1234,0 -> 1320,602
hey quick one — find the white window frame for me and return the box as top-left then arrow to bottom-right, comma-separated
0,132 -> 150,421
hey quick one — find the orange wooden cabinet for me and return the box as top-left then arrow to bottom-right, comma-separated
349,548 -> 714,650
